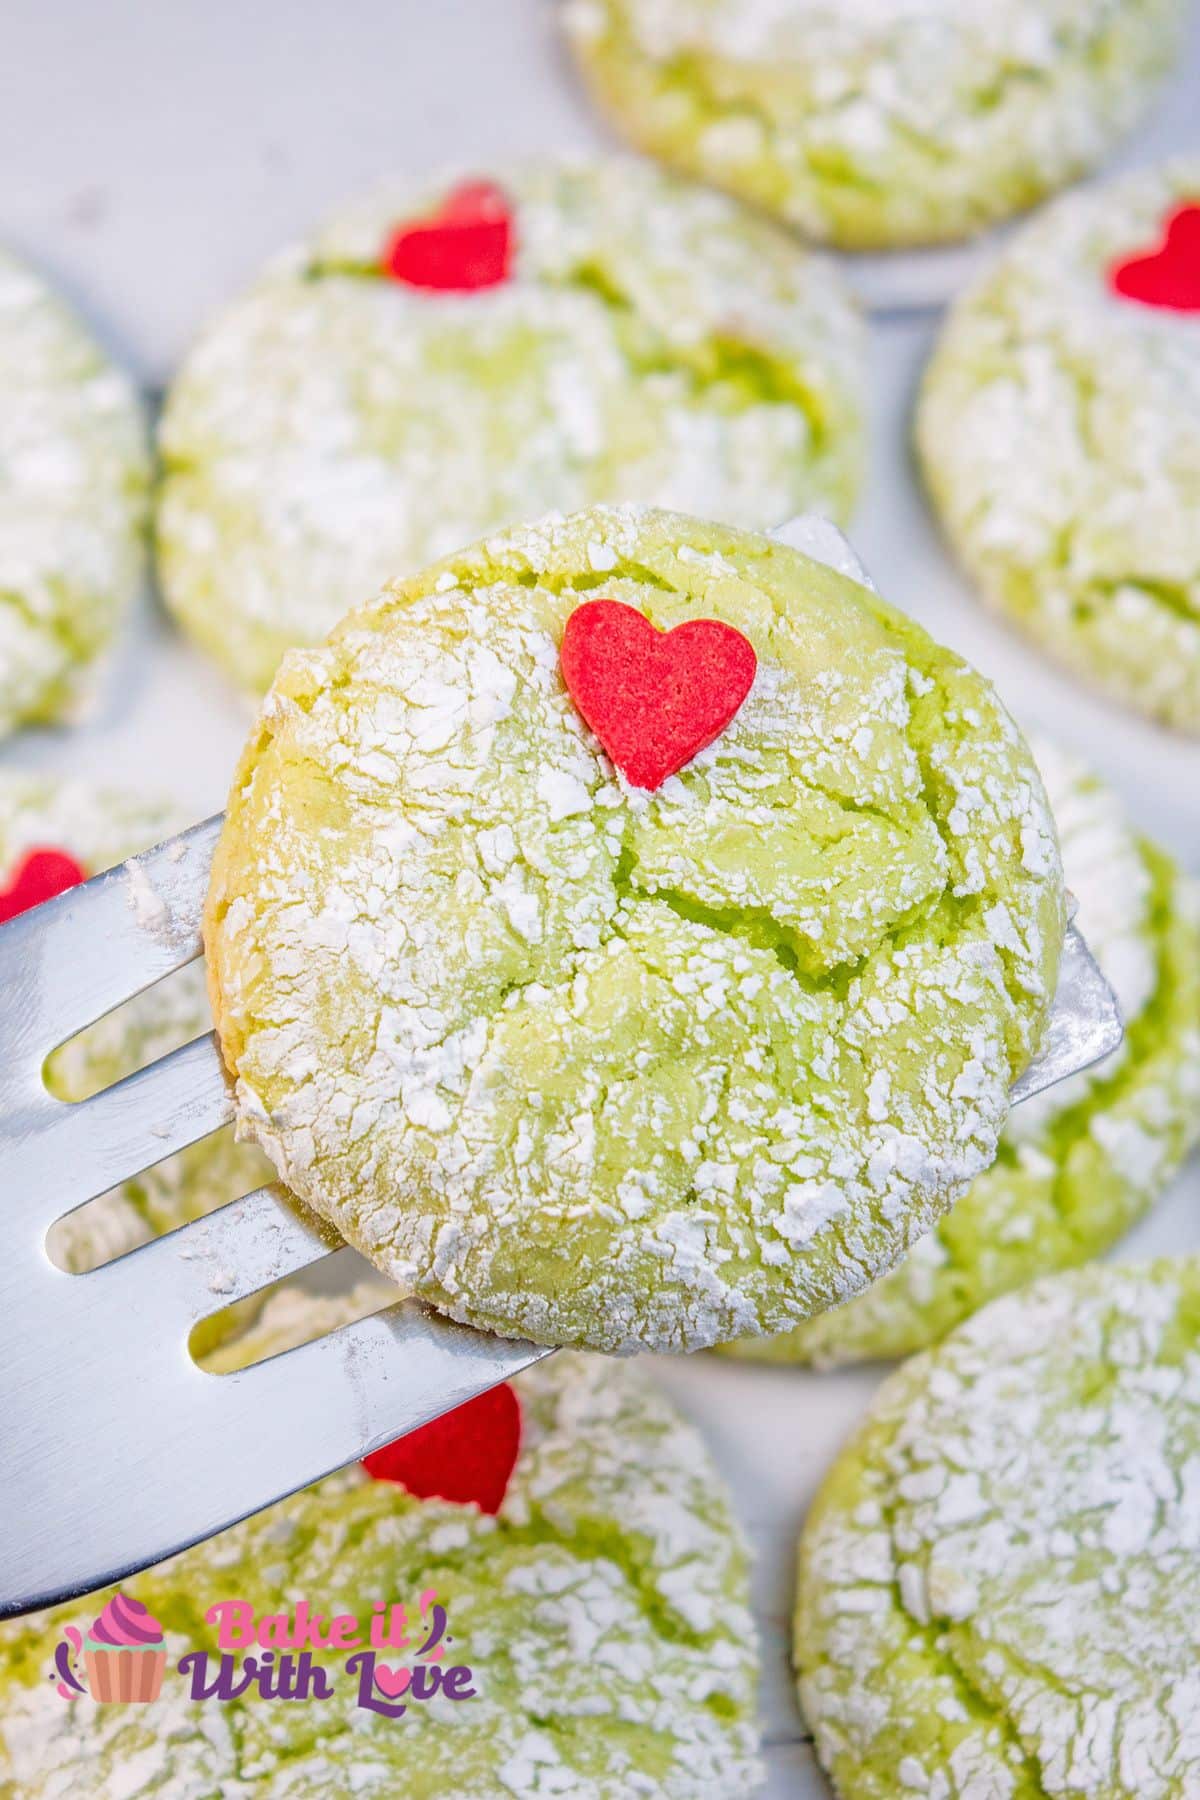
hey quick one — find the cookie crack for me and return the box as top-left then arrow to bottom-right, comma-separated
866,1471 -> 1053,1799
303,249 -> 836,461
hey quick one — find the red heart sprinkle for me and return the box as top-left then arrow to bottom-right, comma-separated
363,1383 -> 521,1514
0,848 -> 87,924
382,180 -> 513,292
1109,203 -> 1200,312
439,180 -> 510,226
560,598 -> 758,791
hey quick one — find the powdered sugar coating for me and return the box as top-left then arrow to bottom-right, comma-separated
796,1258 -> 1200,1798
561,0 -> 1184,248
158,155 -> 864,693
727,737 -> 1200,1362
0,775 -> 270,1272
0,1337 -> 762,1798
918,159 -> 1200,733
205,506 -> 1064,1353
0,252 -> 148,737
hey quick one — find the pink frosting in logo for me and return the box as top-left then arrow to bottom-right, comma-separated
89,1591 -> 164,1647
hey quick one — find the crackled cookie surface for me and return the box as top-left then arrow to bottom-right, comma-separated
0,252 -> 148,736
0,775 -> 270,1272
796,1258 -> 1200,1800
0,1330 -> 761,1799
918,160 -> 1200,733
158,155 -> 864,693
561,0 -> 1184,249
726,739 -> 1200,1363
206,507 -> 1064,1353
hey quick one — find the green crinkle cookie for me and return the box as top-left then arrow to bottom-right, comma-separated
561,0 -> 1185,249
0,252 -> 149,737
204,505 -> 1065,1353
0,1321 -> 762,1799
157,155 -> 864,694
795,1257 -> 1200,1800
0,775 -> 270,1272
724,737 -> 1200,1363
917,159 -> 1200,734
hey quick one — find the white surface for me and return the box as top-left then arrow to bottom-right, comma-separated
2,4 -> 1199,1795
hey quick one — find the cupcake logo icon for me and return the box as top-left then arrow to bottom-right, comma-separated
53,1591 -> 167,1703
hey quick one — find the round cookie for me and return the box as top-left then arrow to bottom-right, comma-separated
0,775 -> 270,1272
917,160 -> 1200,733
204,505 -> 1065,1354
724,738 -> 1200,1363
0,1336 -> 762,1798
157,155 -> 865,694
0,252 -> 149,736
795,1258 -> 1200,1799
561,0 -> 1185,250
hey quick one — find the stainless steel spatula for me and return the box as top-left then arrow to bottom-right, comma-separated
0,520 -> 1123,1618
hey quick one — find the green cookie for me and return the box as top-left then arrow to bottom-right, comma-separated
796,1257 -> 1200,1800
561,0 -> 1185,248
918,159 -> 1200,733
0,775 -> 270,1273
724,738 -> 1200,1363
158,155 -> 864,694
0,252 -> 149,736
0,1323 -> 761,1799
204,505 -> 1065,1353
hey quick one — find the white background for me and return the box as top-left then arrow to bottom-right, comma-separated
2,4 -> 1199,1792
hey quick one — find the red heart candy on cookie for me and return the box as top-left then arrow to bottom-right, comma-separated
363,1382 -> 521,1514
560,598 -> 758,791
382,180 -> 513,291
1109,203 -> 1200,312
0,848 -> 87,924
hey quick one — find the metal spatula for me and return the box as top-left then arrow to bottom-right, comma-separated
0,520 -> 1123,1619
